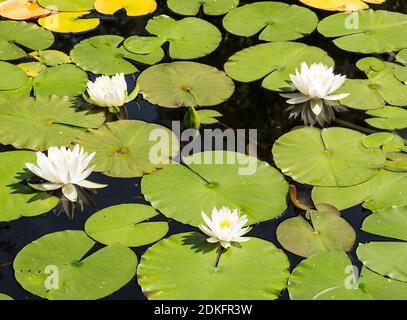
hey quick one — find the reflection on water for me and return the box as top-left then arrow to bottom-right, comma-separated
0,0 -> 406,300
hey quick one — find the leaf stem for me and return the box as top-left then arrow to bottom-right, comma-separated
215,246 -> 224,268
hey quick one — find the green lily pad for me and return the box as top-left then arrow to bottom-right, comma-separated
366,106 -> 407,130
362,206 -> 407,241
85,204 -> 168,247
0,294 -> 13,300
224,42 -> 334,92
357,242 -> 407,283
397,49 -> 407,64
30,50 -> 71,66
312,169 -> 407,211
0,95 -> 106,151
0,151 -> 58,222
289,251 -> 407,300
138,62 -> 235,108
0,61 -> 29,91
384,152 -> 407,172
18,62 -> 47,77
0,21 -> 54,61
318,10 -> 407,54
272,127 -> 386,187
137,232 -> 290,300
0,78 -> 32,102
167,0 -> 239,16
37,0 -> 94,11
14,230 -> 137,300
197,109 -> 222,124
337,58 -> 407,110
70,35 -> 164,75
124,15 -> 221,59
33,64 -> 88,97
362,132 -> 405,153
276,205 -> 356,258
223,2 -> 318,41
141,151 -> 288,227
75,120 -> 179,178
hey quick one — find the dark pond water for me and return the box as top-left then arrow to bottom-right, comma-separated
0,0 -> 406,300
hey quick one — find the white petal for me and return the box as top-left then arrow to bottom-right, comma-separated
287,95 -> 311,104
29,183 -> 63,191
310,99 -> 324,116
78,180 -> 107,189
62,184 -> 78,202
324,93 -> 350,101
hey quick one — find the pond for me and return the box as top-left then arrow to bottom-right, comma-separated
0,0 -> 407,300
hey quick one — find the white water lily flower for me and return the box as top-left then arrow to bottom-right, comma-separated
85,73 -> 139,109
199,207 -> 251,248
25,145 -> 107,202
283,62 -> 350,126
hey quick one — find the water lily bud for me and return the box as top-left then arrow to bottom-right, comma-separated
183,106 -> 201,129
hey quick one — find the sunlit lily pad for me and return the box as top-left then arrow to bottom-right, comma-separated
366,106 -> 407,130
18,62 -> 47,77
223,2 -> 318,41
38,11 -> 100,33
95,0 -> 156,16
0,78 -> 32,101
167,0 -> 238,16
224,42 -> 334,91
276,205 -> 356,258
299,0 -> 384,11
141,151 -> 288,227
318,10 -> 407,54
289,251 -> 407,300
14,230 -> 137,300
137,232 -> 290,300
337,58 -> 407,110
384,152 -> 407,172
0,0 -> 51,20
37,0 -> 94,11
0,21 -> 54,61
138,62 -> 235,108
362,132 -> 404,153
70,35 -> 164,75
312,169 -> 407,211
272,127 -> 386,187
124,15 -> 221,59
397,49 -> 407,64
33,64 -> 88,97
0,293 -> 13,300
197,109 -> 222,124
0,61 -> 29,91
362,206 -> 407,241
75,120 -> 179,178
0,151 -> 58,222
85,204 -> 168,247
0,96 -> 105,151
29,50 -> 71,67
357,242 -> 407,283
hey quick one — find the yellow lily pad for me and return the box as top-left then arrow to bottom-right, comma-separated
95,0 -> 157,16
38,11 -> 100,33
0,0 -> 51,20
299,0 -> 384,11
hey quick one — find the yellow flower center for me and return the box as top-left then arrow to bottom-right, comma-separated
219,219 -> 231,228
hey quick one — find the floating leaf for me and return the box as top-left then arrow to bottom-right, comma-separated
299,0 -> 384,11
0,96 -> 105,151
318,10 -> 407,54
197,109 -> 222,124
38,11 -> 100,33
362,132 -> 404,153
272,127 -> 386,187
223,2 -> 318,41
30,50 -> 71,67
0,61 -> 29,91
70,35 -> 164,75
18,62 -> 47,77
75,120 -> 179,178
366,106 -> 407,130
33,64 -> 88,97
167,0 -> 238,16
137,232 -> 290,299
397,49 -> 407,64
0,0 -> 51,20
289,251 -> 407,300
312,169 -> 407,211
0,21 -> 53,61
138,62 -> 234,108
124,15 -> 221,59
85,204 -> 168,247
357,242 -> 407,282
276,205 -> 356,258
224,42 -> 333,91
0,293 -> 13,300
14,230 -> 137,300
37,0 -> 94,11
95,0 -> 156,16
0,78 -> 32,101
0,151 -> 58,222
384,152 -> 407,172
141,151 -> 288,227
337,58 -> 407,110
362,206 -> 407,241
